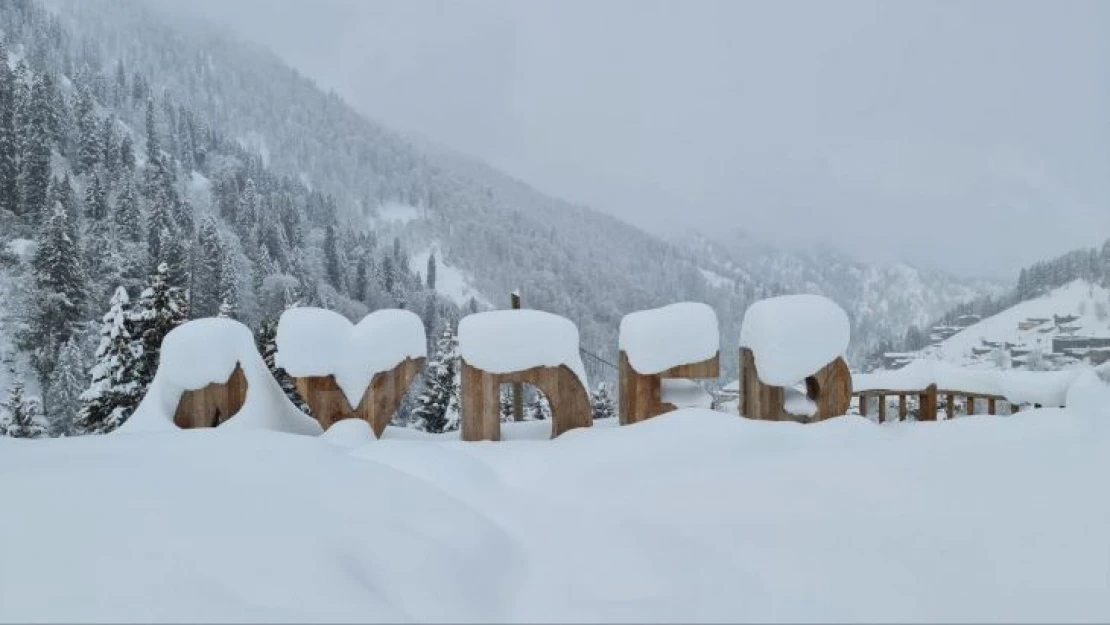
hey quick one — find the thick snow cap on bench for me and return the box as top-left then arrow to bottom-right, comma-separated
275,307 -> 426,407
619,302 -> 719,374
739,294 -> 850,387
458,309 -> 587,385
119,318 -> 321,435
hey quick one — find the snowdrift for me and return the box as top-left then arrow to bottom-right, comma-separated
2,408 -> 1109,622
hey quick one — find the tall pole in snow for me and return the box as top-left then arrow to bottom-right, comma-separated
511,290 -> 524,422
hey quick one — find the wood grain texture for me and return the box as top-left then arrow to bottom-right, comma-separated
461,360 -> 592,441
293,357 -> 425,436
741,347 -> 851,423
619,350 -> 719,425
173,363 -> 247,428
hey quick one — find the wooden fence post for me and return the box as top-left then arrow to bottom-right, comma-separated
919,384 -> 938,421
898,393 -> 907,421
877,394 -> 886,423
511,291 -> 523,422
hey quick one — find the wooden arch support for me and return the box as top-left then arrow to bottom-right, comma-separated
618,352 -> 720,425
173,363 -> 248,428
739,347 -> 851,422
293,356 -> 425,437
460,360 -> 592,441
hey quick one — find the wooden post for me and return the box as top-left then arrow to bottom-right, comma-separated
966,395 -> 976,416
1011,402 -> 1020,414
987,397 -> 997,415
511,291 -> 524,422
858,393 -> 869,417
462,360 -> 592,441
946,393 -> 955,419
898,393 -> 907,421
919,384 -> 938,421
877,394 -> 886,423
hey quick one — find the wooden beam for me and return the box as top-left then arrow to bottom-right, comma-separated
987,397 -> 997,415
858,393 -> 869,417
511,292 -> 524,422
877,394 -> 886,423
946,393 -> 955,419
966,395 -> 976,416
898,393 -> 907,421
918,384 -> 938,421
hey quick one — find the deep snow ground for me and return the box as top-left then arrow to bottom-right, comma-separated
2,409 -> 1108,623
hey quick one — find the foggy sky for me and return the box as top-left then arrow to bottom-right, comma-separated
150,0 -> 1110,279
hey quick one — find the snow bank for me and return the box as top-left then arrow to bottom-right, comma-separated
275,307 -> 426,407
739,294 -> 850,386
1064,371 -> 1110,419
119,318 -> 321,435
4,408 -> 1110,621
457,310 -> 587,385
660,378 -> 714,410
320,418 -> 376,449
783,387 -> 818,417
854,359 -> 1086,407
618,302 -> 719,374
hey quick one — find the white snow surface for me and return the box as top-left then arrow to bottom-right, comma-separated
411,247 -> 491,309
660,379 -> 714,410
783,387 -> 818,417
854,359 -> 1087,407
458,310 -> 587,385
275,307 -> 426,407
119,318 -> 321,435
2,408 -> 1109,622
619,302 -> 719,374
740,294 -> 851,386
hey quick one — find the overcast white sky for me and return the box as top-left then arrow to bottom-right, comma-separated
151,0 -> 1109,279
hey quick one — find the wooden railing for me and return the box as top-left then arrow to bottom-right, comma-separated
853,384 -> 1033,423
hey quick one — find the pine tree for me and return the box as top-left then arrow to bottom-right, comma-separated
1,377 -> 46,439
426,252 -> 437,290
113,178 -> 141,242
528,389 -> 551,421
18,73 -> 53,218
19,203 -> 86,384
411,327 -> 459,433
84,170 -> 108,220
0,42 -> 18,216
256,316 -> 310,413
131,263 -> 189,389
75,83 -> 100,174
324,224 -> 341,288
101,115 -> 119,181
236,178 -> 258,244
46,336 -> 88,436
217,299 -> 236,319
75,287 -> 144,434
591,382 -> 616,420
191,214 -> 224,317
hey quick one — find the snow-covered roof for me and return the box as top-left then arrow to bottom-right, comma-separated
618,302 -> 719,374
276,307 -> 426,407
457,310 -> 587,385
739,294 -> 850,386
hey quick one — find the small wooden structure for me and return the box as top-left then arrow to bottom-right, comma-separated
173,363 -> 248,428
854,386 -> 1017,422
619,351 -> 719,425
293,357 -> 425,436
461,360 -> 592,441
739,347 -> 852,422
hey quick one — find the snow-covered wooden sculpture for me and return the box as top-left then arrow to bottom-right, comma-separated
458,310 -> 592,441
276,308 -> 426,437
118,318 -> 322,435
618,302 -> 720,425
739,294 -> 852,422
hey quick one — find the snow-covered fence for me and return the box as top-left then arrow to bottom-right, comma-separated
458,310 -> 592,441
618,303 -> 720,425
738,295 -> 853,422
852,360 -> 1082,421
275,308 -> 426,436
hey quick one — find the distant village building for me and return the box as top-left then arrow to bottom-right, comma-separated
881,352 -> 916,370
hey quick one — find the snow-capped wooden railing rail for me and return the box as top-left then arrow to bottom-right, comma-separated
854,386 -> 1019,423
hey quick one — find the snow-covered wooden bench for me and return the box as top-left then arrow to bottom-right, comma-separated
618,302 -> 720,425
739,294 -> 852,422
276,308 -> 426,437
458,310 -> 592,441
